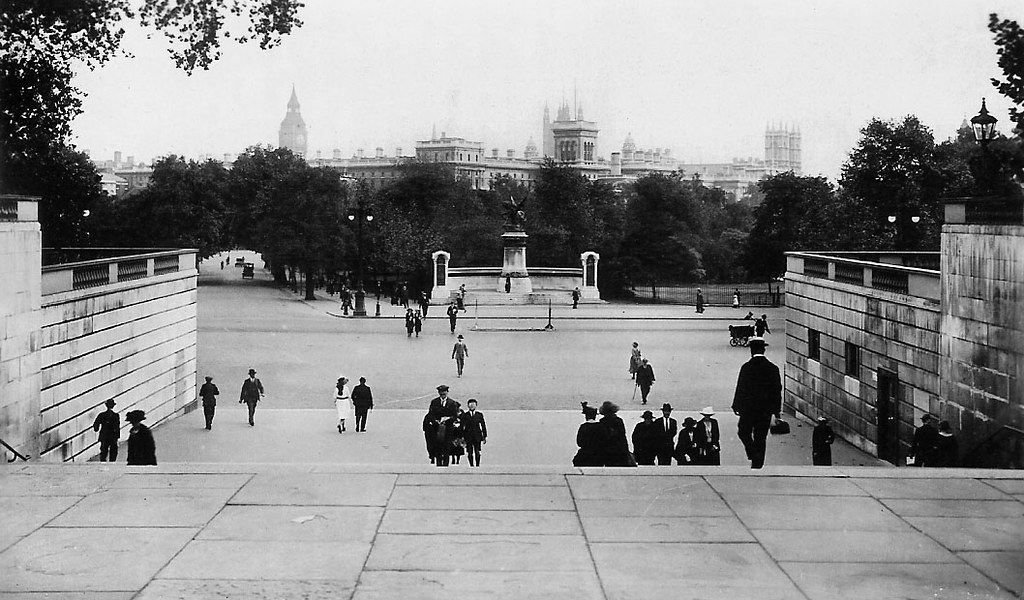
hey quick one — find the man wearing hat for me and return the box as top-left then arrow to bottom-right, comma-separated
635,358 -> 656,405
199,376 -> 219,430
125,410 -> 156,466
731,337 -> 782,469
653,403 -> 678,465
351,377 -> 374,432
239,368 -> 265,426
910,414 -> 939,467
92,399 -> 120,461
675,417 -> 699,465
427,385 -> 459,466
812,416 -> 836,466
452,334 -> 469,378
694,407 -> 721,465
631,410 -> 658,465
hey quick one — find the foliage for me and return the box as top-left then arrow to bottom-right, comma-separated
989,13 -> 1024,130
619,173 -> 703,286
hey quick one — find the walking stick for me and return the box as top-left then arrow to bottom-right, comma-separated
632,383 -> 638,403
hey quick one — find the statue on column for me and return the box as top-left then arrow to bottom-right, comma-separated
504,196 -> 525,232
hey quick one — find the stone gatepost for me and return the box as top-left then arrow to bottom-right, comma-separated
580,251 -> 601,299
500,231 -> 532,294
0,196 -> 42,461
431,250 -> 451,301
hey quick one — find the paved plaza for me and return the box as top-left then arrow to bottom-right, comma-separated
2,463 -> 1023,599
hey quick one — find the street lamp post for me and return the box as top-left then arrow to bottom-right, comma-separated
347,187 -> 374,317
969,98 -> 1000,194
886,212 -> 921,251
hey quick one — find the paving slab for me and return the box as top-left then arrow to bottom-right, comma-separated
229,473 -> 396,506
47,487 -> 236,528
396,473 -> 567,486
879,498 -> 1024,518
574,493 -> 734,517
906,516 -> 1024,551
104,473 -> 253,489
850,477 -> 1011,500
705,474 -> 867,496
158,540 -> 370,581
0,593 -> 134,599
0,496 -> 81,552
0,471 -> 120,497
198,505 -> 383,542
365,534 -> 592,571
724,494 -> 910,530
958,551 -> 1024,596
0,527 -> 197,592
579,515 -> 754,542
380,509 -> 581,535
780,562 -> 1016,600
984,479 -> 1024,495
352,570 -> 605,600
753,529 -> 958,563
387,484 -> 575,511
590,542 -> 801,600
566,474 -> 709,499
137,579 -> 347,600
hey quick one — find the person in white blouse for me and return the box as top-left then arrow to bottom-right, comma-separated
334,376 -> 352,433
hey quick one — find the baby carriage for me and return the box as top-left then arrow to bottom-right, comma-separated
728,324 -> 755,347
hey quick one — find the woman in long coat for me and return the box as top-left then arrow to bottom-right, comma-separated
599,401 -> 637,467
573,403 -> 606,467
126,410 -> 156,466
629,342 -> 642,380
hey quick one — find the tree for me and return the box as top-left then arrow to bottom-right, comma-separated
620,173 -> 703,289
989,13 -> 1024,131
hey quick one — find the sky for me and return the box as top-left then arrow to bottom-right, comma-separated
70,0 -> 1023,180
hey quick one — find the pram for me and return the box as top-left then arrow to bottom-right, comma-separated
728,324 -> 755,347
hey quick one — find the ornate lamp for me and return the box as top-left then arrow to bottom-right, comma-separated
970,98 -> 998,146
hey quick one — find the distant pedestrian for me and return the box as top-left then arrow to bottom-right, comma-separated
199,376 -> 219,430
332,376 -> 351,433
911,414 -> 939,467
628,342 -> 641,380
352,377 -> 373,432
631,410 -> 658,465
220,260 -> 224,269
731,337 -> 782,469
504,275 -> 511,293
812,416 -> 835,466
413,310 -> 423,337
447,301 -> 459,333
694,407 -> 721,465
754,314 -> 771,337
239,368 -> 265,426
733,288 -> 741,308
695,288 -> 705,313
573,402 -> 606,467
125,410 -> 156,466
599,401 -> 637,467
462,399 -> 487,467
674,417 -> 699,465
399,283 -> 409,309
405,308 -> 415,337
419,291 -> 430,317
92,399 -> 120,462
458,284 -> 467,310
635,358 -> 655,405
452,334 -> 469,377
572,287 -> 581,309
931,420 -> 958,467
654,403 -> 678,465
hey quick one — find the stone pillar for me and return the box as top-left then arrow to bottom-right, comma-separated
580,251 -> 601,300
0,196 -> 42,461
431,250 -> 451,301
499,231 -> 532,294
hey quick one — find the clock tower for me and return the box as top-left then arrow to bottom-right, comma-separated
279,85 -> 308,157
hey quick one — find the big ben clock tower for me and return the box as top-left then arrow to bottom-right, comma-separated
279,85 -> 308,157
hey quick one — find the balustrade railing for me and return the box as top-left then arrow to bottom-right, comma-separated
42,249 -> 195,295
787,251 -> 939,301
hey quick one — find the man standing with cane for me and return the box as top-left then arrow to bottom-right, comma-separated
731,337 -> 781,469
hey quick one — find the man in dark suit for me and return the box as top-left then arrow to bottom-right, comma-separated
462,398 -> 487,467
198,376 -> 219,430
631,410 -> 657,465
92,399 -> 120,461
352,377 -> 374,432
427,385 -> 459,466
239,368 -> 265,426
653,403 -> 678,465
731,338 -> 782,469
635,358 -> 655,405
694,407 -> 721,465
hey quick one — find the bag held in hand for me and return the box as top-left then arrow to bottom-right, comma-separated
769,417 -> 790,435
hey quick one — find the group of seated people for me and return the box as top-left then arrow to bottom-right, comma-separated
573,401 -> 722,467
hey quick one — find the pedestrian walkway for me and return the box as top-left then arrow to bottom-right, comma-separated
1,463 -> 1022,599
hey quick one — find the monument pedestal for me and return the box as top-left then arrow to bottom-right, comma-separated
499,231 -> 532,294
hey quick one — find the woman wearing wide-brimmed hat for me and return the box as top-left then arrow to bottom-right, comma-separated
599,401 -> 637,467
693,407 -> 721,465
126,410 -> 156,466
334,376 -> 351,433
573,402 -> 606,467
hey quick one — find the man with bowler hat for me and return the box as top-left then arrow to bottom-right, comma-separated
631,410 -> 657,465
239,368 -> 265,426
635,358 -> 656,405
352,377 -> 374,432
199,376 -> 219,430
654,403 -> 678,465
731,337 -> 782,469
427,385 -> 459,466
452,334 -> 469,377
92,399 -> 120,461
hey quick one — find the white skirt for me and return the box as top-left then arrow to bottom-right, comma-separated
335,396 -> 351,421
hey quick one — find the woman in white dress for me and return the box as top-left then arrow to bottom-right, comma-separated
335,376 -> 351,433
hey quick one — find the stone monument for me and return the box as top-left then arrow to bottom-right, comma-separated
500,196 -> 532,294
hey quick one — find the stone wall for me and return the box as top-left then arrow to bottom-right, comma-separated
37,254 -> 197,461
0,198 -> 43,460
785,254 -> 941,461
941,224 -> 1024,464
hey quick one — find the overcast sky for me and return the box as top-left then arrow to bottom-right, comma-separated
70,0 -> 1022,180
